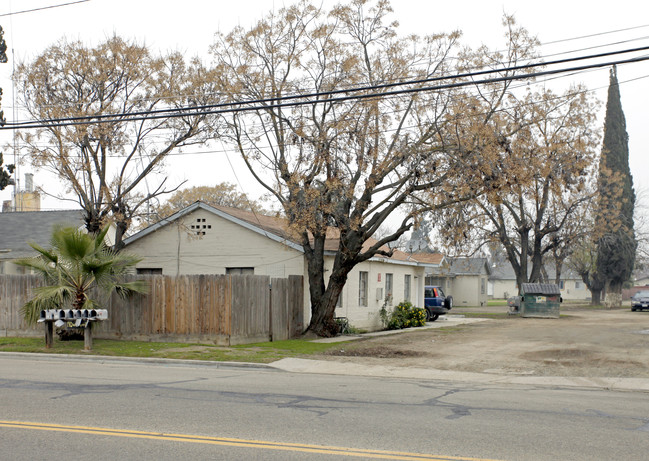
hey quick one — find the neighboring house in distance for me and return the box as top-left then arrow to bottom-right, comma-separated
123,201 -> 427,331
448,258 -> 490,307
0,210 -> 87,274
634,269 -> 649,287
416,255 -> 490,307
488,261 -> 589,301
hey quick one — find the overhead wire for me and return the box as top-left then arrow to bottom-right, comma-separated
4,44 -> 649,130
12,67 -> 646,162
4,28 -> 648,114
0,0 -> 91,17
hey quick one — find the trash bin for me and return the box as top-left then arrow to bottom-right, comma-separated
520,283 -> 561,318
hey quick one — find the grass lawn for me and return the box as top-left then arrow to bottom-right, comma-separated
0,336 -> 347,363
487,299 -> 508,307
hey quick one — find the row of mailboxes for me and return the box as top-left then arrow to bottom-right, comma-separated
38,309 -> 108,322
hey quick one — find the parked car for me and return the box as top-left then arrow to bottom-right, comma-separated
631,291 -> 649,311
424,285 -> 452,321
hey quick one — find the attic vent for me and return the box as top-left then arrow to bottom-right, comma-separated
194,218 -> 210,236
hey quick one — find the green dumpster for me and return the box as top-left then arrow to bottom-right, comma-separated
520,283 -> 561,318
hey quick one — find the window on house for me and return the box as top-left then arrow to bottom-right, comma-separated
359,271 -> 368,306
385,273 -> 393,304
575,281 -> 581,289
559,280 -> 565,289
226,267 -> 254,275
481,277 -> 486,294
336,289 -> 343,308
137,268 -> 162,275
404,274 -> 411,302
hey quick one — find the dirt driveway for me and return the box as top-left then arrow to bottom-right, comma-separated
316,307 -> 649,378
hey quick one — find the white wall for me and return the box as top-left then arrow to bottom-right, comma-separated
451,275 -> 488,307
127,208 -> 305,278
332,258 -> 425,331
559,279 -> 590,301
491,279 -> 517,299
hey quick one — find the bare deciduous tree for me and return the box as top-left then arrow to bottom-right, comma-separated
436,84 -> 601,292
209,1 -> 526,335
15,36 -> 215,248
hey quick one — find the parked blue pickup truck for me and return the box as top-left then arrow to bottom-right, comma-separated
424,285 -> 453,321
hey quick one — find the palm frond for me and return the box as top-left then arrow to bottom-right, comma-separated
20,226 -> 145,324
114,279 -> 149,298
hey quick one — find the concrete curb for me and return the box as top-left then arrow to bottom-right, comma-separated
0,351 -> 275,370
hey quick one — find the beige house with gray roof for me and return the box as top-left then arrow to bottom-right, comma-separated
123,201 -> 427,331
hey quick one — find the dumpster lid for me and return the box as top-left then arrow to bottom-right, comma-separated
520,283 -> 561,295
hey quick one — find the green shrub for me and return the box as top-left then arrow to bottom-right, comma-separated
386,301 -> 426,330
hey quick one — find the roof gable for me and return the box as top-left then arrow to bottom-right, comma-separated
123,201 -> 304,252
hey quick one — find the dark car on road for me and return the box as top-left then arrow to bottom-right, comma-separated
631,291 -> 649,311
424,285 -> 452,322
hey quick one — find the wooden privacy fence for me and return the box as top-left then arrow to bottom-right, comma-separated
0,274 -> 304,345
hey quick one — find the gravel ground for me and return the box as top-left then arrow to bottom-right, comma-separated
315,306 -> 649,378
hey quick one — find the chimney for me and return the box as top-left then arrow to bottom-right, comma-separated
25,173 -> 34,192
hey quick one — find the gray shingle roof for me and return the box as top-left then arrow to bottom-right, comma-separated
0,210 -> 85,259
450,257 -> 490,275
489,259 -> 581,281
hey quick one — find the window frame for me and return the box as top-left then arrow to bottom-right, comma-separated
359,271 -> 368,306
404,274 -> 411,302
385,273 -> 393,304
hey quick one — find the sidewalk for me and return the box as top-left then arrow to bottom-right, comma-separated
269,357 -> 649,391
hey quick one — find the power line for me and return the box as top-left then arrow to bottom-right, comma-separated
4,30 -> 646,115
0,0 -> 91,17
6,44 -> 649,130
542,23 -> 649,46
14,70 -> 649,162
7,52 -> 649,131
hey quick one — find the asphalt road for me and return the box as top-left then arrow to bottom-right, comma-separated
1,354 -> 648,460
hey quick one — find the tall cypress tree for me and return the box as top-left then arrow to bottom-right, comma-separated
594,66 -> 636,305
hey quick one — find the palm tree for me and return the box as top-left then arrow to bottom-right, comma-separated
16,226 -> 148,324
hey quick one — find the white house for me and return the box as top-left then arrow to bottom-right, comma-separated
489,260 -> 590,301
122,202 -> 427,331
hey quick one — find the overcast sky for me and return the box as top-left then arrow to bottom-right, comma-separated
1,0 -> 647,213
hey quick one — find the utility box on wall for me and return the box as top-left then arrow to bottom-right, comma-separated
520,283 -> 561,318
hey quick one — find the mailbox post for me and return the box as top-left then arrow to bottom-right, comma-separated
45,321 -> 54,349
84,322 -> 92,351
38,309 -> 108,350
